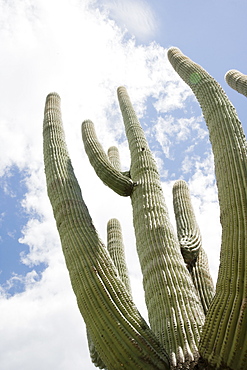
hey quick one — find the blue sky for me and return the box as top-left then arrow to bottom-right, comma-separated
0,0 -> 246,369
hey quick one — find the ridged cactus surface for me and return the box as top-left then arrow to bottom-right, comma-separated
225,70 -> 247,97
116,86 -> 204,369
81,120 -> 133,196
43,92 -> 169,370
107,218 -> 132,294
43,47 -> 247,370
168,47 -> 247,370
172,180 -> 215,314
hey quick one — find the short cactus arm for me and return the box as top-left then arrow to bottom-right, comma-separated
225,69 -> 247,97
107,146 -> 121,171
172,180 -> 215,314
107,218 -> 132,294
81,120 -> 133,196
43,93 -> 170,370
87,218 -> 133,369
168,47 -> 247,370
172,180 -> 201,265
117,86 -> 205,368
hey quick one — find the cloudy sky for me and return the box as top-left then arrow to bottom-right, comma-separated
0,0 -> 246,369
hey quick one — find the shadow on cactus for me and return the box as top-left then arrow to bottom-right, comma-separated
43,48 -> 247,369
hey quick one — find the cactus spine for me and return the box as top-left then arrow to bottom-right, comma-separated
43,47 -> 247,369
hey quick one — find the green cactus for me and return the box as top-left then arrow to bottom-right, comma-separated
43,47 -> 247,369
107,218 -> 132,295
225,70 -> 247,97
82,86 -> 205,368
168,47 -> 247,369
87,217 -> 132,369
43,92 -> 169,370
172,180 -> 215,314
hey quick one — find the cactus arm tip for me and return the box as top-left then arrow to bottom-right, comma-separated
225,69 -> 247,97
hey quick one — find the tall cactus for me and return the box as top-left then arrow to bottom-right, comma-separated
81,86 -> 205,368
168,47 -> 247,369
43,92 -> 169,370
43,47 -> 247,369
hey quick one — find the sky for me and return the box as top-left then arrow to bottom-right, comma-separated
0,0 -> 246,369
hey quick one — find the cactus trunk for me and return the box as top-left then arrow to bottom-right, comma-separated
117,87 -> 205,368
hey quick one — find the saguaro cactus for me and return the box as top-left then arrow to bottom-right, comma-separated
43,47 -> 247,369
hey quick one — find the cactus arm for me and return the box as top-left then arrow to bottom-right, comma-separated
117,87 -> 205,368
87,218 -> 132,369
168,47 -> 247,369
172,180 -> 201,265
107,145 -> 131,178
107,146 -> 121,171
172,180 -> 215,314
43,93 -> 170,370
81,120 -> 133,196
87,217 -> 133,369
107,218 -> 132,295
225,70 -> 247,97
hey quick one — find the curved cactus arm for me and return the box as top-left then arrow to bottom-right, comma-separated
107,218 -> 132,295
172,180 -> 215,314
225,69 -> 247,97
168,47 -> 247,370
117,86 -> 205,368
81,120 -> 133,196
43,93 -> 170,370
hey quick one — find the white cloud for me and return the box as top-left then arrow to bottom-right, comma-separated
153,115 -> 207,159
0,263 -> 93,370
154,80 -> 192,112
101,0 -> 158,42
